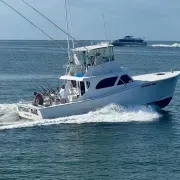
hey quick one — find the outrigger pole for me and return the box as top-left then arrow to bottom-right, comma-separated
21,0 -> 78,45
35,80 -> 55,103
0,0 -> 67,53
19,0 -> 89,51
0,0 -> 70,102
35,80 -> 49,96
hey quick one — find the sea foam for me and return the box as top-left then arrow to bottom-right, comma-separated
0,103 -> 161,130
151,43 -> 180,48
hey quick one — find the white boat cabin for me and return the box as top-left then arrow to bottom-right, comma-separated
59,43 -> 134,104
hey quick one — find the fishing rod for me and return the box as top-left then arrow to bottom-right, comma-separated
41,79 -> 55,95
39,79 -> 59,98
35,79 -> 49,96
43,79 -> 61,98
35,78 -> 51,95
45,80 -> 56,93
36,80 -> 56,105
26,62 -> 59,99
0,0 -> 68,53
39,80 -> 53,96
35,86 -> 45,97
38,79 -> 61,102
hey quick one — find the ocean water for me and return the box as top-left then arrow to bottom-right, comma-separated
0,40 -> 180,179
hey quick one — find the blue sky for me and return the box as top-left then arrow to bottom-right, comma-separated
0,0 -> 179,40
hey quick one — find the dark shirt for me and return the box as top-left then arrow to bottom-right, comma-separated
35,93 -> 43,105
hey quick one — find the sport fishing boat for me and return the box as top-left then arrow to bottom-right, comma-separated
112,36 -> 147,46
17,42 -> 180,120
3,0 -> 177,120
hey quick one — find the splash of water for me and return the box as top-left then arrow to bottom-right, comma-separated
0,103 -> 161,130
152,43 -> 180,48
0,103 -> 17,118
0,103 -> 19,125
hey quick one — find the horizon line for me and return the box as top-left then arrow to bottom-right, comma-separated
0,39 -> 179,42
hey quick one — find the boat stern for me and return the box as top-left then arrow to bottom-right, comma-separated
17,103 -> 43,120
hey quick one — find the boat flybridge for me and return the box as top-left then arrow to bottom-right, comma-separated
17,43 -> 180,120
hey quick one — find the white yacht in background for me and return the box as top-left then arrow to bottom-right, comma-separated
17,43 -> 180,120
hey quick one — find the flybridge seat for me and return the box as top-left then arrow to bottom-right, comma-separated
75,73 -> 85,77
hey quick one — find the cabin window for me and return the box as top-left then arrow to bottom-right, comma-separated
86,81 -> 90,89
96,77 -> 118,89
80,81 -> 85,96
117,79 -> 124,85
120,75 -> 133,84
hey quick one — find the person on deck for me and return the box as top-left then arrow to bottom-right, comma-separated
33,92 -> 44,106
59,85 -> 66,103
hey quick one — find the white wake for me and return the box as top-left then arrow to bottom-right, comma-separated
0,104 -> 20,126
0,103 -> 161,130
151,43 -> 180,48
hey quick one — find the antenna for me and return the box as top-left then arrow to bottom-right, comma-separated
101,6 -> 108,42
64,0 -> 71,61
67,0 -> 75,48
101,6 -> 111,71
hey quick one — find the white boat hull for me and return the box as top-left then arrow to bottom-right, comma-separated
17,71 -> 180,120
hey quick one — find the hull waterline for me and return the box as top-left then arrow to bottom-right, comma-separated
148,97 -> 172,109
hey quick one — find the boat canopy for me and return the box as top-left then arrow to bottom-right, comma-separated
60,75 -> 89,81
72,43 -> 113,52
71,43 -> 114,66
